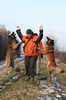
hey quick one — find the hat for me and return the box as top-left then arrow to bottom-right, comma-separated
26,29 -> 33,34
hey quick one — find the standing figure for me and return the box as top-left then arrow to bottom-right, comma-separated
16,26 -> 43,80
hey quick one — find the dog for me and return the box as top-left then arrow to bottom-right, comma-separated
5,32 -> 20,68
42,37 -> 64,80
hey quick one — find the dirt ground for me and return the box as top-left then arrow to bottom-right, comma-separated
0,57 -> 66,100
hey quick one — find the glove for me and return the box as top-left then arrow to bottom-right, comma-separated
39,29 -> 43,34
39,25 -> 43,34
34,40 -> 38,44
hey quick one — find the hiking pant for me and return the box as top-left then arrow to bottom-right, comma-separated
24,56 -> 38,78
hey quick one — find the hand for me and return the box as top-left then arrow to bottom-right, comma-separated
34,40 -> 38,44
16,26 -> 21,31
39,25 -> 43,30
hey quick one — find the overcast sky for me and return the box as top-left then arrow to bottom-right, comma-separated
0,0 -> 66,51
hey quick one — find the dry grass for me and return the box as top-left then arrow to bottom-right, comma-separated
0,57 -> 66,100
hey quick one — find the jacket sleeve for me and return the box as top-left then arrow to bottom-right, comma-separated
16,30 -> 22,40
16,29 -> 25,42
34,29 -> 43,44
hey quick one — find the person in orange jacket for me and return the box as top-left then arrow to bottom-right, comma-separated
16,26 -> 43,80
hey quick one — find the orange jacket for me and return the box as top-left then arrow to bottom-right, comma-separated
22,35 -> 43,56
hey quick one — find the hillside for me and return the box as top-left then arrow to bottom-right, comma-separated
0,57 -> 66,100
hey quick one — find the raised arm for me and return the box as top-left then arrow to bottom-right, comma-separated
34,25 -> 43,44
16,26 -> 22,40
